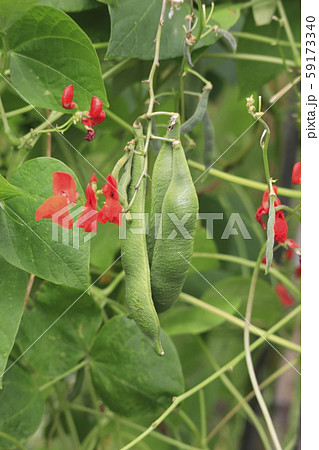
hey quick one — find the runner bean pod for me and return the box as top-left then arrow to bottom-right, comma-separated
121,123 -> 164,355
148,114 -> 180,263
150,139 -> 199,313
180,83 -> 212,135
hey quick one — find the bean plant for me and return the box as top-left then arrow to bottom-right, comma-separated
0,0 -> 301,449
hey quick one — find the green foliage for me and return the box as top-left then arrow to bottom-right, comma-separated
16,282 -> 102,378
90,315 -> 184,416
0,365 -> 44,448
0,158 -> 90,289
6,5 -> 107,111
0,258 -> 28,387
0,172 -> 35,201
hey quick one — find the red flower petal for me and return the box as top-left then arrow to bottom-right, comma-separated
255,206 -> 267,230
285,248 -> 293,260
92,110 -> 106,125
286,238 -> 300,249
84,184 -> 97,209
76,208 -> 98,233
62,85 -> 76,109
90,173 -> 97,184
101,174 -> 119,201
84,129 -> 95,141
98,198 -> 122,226
275,284 -> 294,307
89,96 -> 103,119
291,162 -> 301,185
262,186 -> 279,211
35,195 -> 68,221
52,172 -> 78,203
274,210 -> 288,243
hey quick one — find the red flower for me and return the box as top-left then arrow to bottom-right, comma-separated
275,284 -> 294,307
273,210 -> 288,243
62,85 -> 77,110
89,97 -> 103,119
81,97 -> 105,141
90,173 -> 97,184
76,183 -> 98,232
291,162 -> 301,185
98,174 -> 122,226
35,172 -> 78,229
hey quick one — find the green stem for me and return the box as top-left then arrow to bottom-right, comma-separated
39,360 -> 88,392
244,246 -> 282,450
231,31 -> 300,48
84,370 -> 107,450
180,292 -> 301,352
0,432 -> 26,450
199,390 -> 208,449
187,159 -> 301,198
192,252 -> 300,297
105,109 -> 133,134
55,384 -> 81,450
0,96 -> 23,146
102,58 -> 133,81
277,0 -> 301,66
5,105 -> 34,118
276,204 -> 301,221
196,337 -> 272,450
120,304 -> 300,450
203,52 -> 296,67
206,357 -> 300,442
100,270 -> 125,296
93,42 -> 109,49
185,67 -> 211,86
178,410 -> 201,442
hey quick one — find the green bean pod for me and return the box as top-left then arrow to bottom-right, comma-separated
150,139 -> 199,313
121,123 -> 163,355
180,84 -> 212,135
202,110 -> 215,170
148,114 -> 181,263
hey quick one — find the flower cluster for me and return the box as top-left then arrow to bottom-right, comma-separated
255,162 -> 301,251
275,284 -> 294,307
62,85 -> 106,141
35,172 -> 122,231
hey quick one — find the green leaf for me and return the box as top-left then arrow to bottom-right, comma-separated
0,157 -> 90,290
252,0 -> 277,26
97,0 -> 118,5
161,276 -> 245,336
0,172 -> 35,202
236,1 -> 300,95
0,257 -> 28,388
0,0 -> 37,32
90,222 -> 121,271
189,223 -> 219,273
90,315 -> 184,416
6,5 -> 108,111
107,1 -> 240,60
16,282 -> 102,378
0,365 -> 44,448
37,0 -> 98,12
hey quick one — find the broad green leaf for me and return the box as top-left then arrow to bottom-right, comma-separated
90,222 -> 121,271
237,0 -> 301,95
0,172 -> 35,201
0,365 -> 44,448
0,157 -> 90,290
0,0 -> 37,32
0,257 -> 28,388
161,276 -> 245,335
252,0 -> 277,26
6,5 -> 107,111
97,0 -> 118,5
37,0 -> 98,12
107,1 -> 240,60
90,315 -> 184,416
16,283 -> 102,378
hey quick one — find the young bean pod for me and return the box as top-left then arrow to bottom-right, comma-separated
180,83 -> 212,135
150,139 -> 199,313
148,114 -> 181,263
202,110 -> 215,170
121,123 -> 163,355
